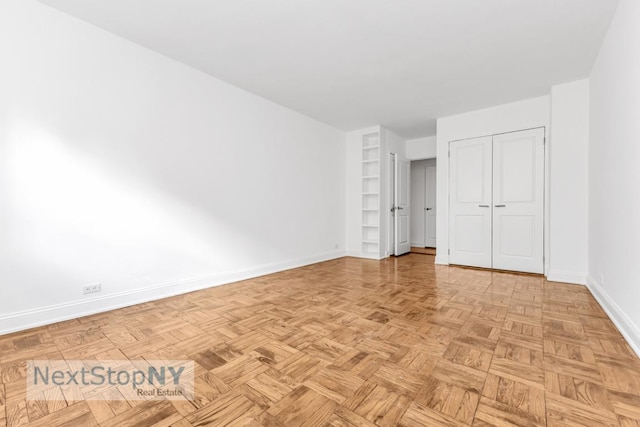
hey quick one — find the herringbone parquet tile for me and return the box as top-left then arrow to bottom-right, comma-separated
1,254 -> 640,426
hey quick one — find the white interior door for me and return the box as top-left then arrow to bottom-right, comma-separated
424,165 -> 437,247
389,154 -> 396,256
449,136 -> 492,268
394,156 -> 411,255
492,128 -> 544,273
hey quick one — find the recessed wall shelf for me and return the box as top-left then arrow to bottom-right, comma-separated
361,132 -> 382,258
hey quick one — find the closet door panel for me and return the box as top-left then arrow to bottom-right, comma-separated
449,136 -> 492,268
492,128 -> 544,273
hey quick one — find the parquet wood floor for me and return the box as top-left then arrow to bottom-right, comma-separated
1,254 -> 639,426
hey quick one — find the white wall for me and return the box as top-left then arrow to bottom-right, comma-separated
406,136 -> 437,160
410,159 -> 436,247
548,80 -> 589,284
588,0 -> 640,354
435,96 -> 551,266
0,0 -> 346,334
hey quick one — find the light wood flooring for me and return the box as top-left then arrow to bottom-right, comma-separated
1,254 -> 640,426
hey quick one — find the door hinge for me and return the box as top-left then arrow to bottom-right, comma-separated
448,249 -> 450,255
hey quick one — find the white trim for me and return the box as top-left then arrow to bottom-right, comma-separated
360,253 -> 385,260
0,250 -> 346,335
346,249 -> 386,260
546,270 -> 587,285
586,274 -> 640,358
434,256 -> 449,265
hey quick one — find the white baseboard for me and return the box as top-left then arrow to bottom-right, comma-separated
359,254 -> 384,260
345,249 -> 387,260
586,274 -> 640,358
0,250 -> 346,336
434,255 -> 448,265
546,270 -> 587,285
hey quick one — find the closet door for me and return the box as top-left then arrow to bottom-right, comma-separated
449,136 -> 492,268
492,128 -> 544,273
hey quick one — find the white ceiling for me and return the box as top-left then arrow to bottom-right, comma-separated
36,0 -> 618,138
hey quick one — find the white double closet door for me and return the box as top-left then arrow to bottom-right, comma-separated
449,128 -> 544,274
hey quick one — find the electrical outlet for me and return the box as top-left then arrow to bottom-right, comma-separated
334,243 -> 340,249
83,283 -> 101,295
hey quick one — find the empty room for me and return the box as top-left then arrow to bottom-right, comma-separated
1,0 -> 640,426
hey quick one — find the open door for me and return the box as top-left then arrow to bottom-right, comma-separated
394,156 -> 411,255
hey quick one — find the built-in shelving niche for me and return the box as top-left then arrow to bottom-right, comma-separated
361,133 -> 381,258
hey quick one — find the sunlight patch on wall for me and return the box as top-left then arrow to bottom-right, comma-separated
1,119 -> 274,312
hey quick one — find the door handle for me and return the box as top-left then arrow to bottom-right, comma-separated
495,204 -> 506,208
397,206 -> 403,210
425,208 -> 432,211
478,204 -> 489,208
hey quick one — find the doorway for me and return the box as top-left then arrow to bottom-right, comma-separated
410,158 -> 437,253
